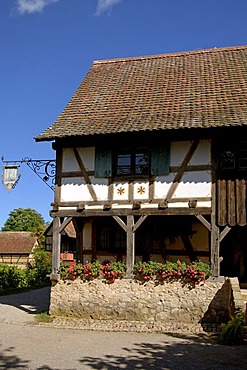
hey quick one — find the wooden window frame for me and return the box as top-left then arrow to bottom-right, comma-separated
113,148 -> 150,177
218,141 -> 247,171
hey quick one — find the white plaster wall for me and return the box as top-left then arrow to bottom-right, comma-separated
61,177 -> 108,202
60,141 -> 211,203
62,147 -> 95,172
170,140 -> 210,166
154,174 -> 176,199
154,172 -> 211,199
61,178 -> 92,201
173,171 -> 211,198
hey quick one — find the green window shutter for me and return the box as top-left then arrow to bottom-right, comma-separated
151,144 -> 170,175
95,148 -> 112,177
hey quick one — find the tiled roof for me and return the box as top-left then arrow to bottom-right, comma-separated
0,232 -> 38,254
36,45 -> 247,141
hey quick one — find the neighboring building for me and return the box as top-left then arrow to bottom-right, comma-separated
44,221 -> 76,261
0,232 -> 38,268
36,45 -> 247,285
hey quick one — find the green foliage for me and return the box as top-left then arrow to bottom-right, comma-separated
133,261 -> 162,281
0,264 -> 26,289
133,260 -> 210,284
59,260 -> 210,285
1,208 -> 47,245
185,261 -> 211,284
59,260 -> 126,283
81,260 -> 102,281
219,313 -> 247,345
100,261 -> 126,283
31,245 -> 52,285
0,264 -> 40,291
0,247 -> 52,292
59,260 -> 103,281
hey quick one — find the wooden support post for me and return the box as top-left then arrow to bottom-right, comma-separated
211,220 -> 220,276
51,216 -> 61,281
211,168 -> 220,276
126,215 -> 135,278
73,218 -> 84,262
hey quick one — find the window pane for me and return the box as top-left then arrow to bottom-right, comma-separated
99,227 -> 110,250
135,152 -> 149,174
115,149 -> 149,176
118,154 -> 131,166
135,165 -> 149,174
135,152 -> 149,166
117,167 -> 131,175
239,150 -> 247,169
219,149 -> 235,169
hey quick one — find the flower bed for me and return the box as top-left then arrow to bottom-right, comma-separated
59,260 -> 211,285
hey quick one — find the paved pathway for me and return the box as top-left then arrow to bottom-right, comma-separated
0,288 -> 246,370
0,287 -> 50,324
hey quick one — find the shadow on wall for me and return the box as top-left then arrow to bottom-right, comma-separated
200,279 -> 233,331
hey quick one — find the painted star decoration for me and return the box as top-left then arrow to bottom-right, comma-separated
117,187 -> 125,195
137,186 -> 146,195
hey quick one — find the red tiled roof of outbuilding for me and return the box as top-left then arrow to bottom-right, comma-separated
36,45 -> 247,141
0,232 -> 38,254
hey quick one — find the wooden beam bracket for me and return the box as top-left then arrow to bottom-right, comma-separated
195,214 -> 211,231
188,200 -> 197,209
132,201 -> 141,210
58,217 -> 73,233
158,201 -> 168,210
219,225 -> 232,242
77,203 -> 85,212
103,202 -> 112,211
51,202 -> 59,211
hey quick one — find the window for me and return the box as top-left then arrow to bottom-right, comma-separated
218,142 -> 247,170
94,144 -> 170,178
96,219 -> 125,252
115,149 -> 149,176
218,149 -> 235,169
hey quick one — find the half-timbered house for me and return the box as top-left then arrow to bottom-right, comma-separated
36,45 -> 247,285
0,232 -> 38,268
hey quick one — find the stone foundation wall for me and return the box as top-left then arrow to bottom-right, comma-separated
49,278 -> 235,329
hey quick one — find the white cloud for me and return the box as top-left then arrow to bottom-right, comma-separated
96,0 -> 122,16
16,0 -> 59,15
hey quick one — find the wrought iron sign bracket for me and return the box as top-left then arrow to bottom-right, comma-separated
1,157 -> 56,191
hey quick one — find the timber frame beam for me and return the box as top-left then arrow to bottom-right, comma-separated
113,215 -> 148,277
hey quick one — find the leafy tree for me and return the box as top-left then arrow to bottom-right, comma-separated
1,208 -> 47,245
2,208 -> 45,232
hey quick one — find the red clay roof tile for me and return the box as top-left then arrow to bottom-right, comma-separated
36,45 -> 247,141
0,232 -> 38,254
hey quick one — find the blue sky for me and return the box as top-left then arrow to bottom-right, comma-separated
0,0 -> 247,227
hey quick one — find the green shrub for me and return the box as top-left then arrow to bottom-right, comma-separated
25,268 -> 40,287
32,246 -> 52,280
0,264 -> 26,290
0,256 -> 51,292
219,313 -> 247,345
